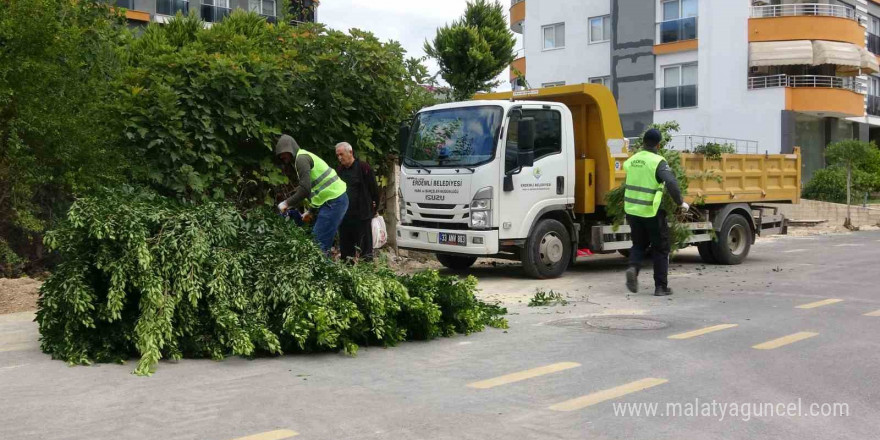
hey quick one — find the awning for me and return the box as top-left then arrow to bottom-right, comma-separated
860,46 -> 880,74
749,41 -> 813,67
812,40 -> 862,68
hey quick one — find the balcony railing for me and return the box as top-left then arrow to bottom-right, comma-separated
868,95 -> 880,117
750,4 -> 858,21
115,0 -> 133,8
157,0 -> 189,15
656,16 -> 698,44
748,74 -> 859,92
262,14 -> 277,24
200,4 -> 230,23
667,135 -> 759,154
657,85 -> 698,110
511,0 -> 524,6
869,33 -> 880,56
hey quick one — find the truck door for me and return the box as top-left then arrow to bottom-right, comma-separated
499,105 -> 571,240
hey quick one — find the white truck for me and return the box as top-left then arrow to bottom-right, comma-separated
396,84 -> 800,278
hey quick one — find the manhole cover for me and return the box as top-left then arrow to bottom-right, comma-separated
545,315 -> 669,330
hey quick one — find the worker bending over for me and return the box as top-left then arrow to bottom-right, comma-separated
623,129 -> 689,296
275,134 -> 348,254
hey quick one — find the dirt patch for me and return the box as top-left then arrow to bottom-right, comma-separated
787,223 -> 879,237
0,277 -> 41,314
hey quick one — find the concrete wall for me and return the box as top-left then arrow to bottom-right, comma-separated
611,0 -> 655,137
524,0 -> 612,87
766,200 -> 880,226
652,0 -> 787,154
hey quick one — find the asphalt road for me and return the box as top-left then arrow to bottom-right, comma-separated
2,230 -> 879,440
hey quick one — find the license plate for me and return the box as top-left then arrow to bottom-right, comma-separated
438,232 -> 467,246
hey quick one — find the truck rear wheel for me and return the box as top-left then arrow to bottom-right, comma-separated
697,242 -> 718,264
436,254 -> 478,271
521,219 -> 571,279
710,214 -> 751,265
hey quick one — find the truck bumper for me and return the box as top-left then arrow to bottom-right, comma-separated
396,225 -> 499,255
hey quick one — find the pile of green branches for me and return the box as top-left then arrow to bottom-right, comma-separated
605,122 -> 692,251
36,187 -> 506,375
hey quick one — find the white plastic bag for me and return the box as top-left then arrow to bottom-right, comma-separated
371,215 -> 387,249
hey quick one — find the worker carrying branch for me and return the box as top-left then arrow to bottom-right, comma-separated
623,129 -> 690,296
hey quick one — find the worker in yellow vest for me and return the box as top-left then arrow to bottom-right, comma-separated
623,129 -> 689,296
275,134 -> 349,255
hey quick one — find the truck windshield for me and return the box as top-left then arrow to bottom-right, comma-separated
404,106 -> 503,168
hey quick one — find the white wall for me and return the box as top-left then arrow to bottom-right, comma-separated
524,0 -> 612,87
653,0 -> 787,153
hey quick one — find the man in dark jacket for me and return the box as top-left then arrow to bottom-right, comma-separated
623,129 -> 689,296
335,142 -> 380,262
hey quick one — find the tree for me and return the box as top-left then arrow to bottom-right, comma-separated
424,0 -> 516,101
823,140 -> 880,229
118,12 -> 423,208
0,0 -> 130,274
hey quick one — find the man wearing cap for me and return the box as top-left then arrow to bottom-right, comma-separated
623,128 -> 689,296
275,134 -> 349,255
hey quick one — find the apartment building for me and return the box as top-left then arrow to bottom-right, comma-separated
111,0 -> 317,26
510,0 -> 880,181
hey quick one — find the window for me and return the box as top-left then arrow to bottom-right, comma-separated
505,109 -> 563,173
589,76 -> 611,88
871,15 -> 880,35
869,76 -> 880,97
250,0 -> 276,16
589,15 -> 611,43
157,0 -> 189,15
662,0 -> 697,20
659,0 -> 697,43
543,23 -> 565,50
542,81 -> 566,88
201,0 -> 230,22
659,63 -> 697,109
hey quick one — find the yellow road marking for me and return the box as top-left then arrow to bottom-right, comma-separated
795,299 -> 843,309
864,309 -> 880,317
753,332 -> 818,350
232,430 -> 299,440
668,324 -> 738,340
467,362 -> 581,389
548,378 -> 668,412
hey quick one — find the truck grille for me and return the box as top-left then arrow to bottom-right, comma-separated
417,203 -> 458,209
412,220 -> 470,230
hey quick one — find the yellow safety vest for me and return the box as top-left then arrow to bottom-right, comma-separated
296,149 -> 347,207
622,150 -> 665,218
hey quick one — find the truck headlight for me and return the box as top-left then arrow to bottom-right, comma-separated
469,186 -> 493,229
398,188 -> 409,225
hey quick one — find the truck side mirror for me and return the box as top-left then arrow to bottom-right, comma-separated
398,123 -> 410,157
517,118 -> 536,168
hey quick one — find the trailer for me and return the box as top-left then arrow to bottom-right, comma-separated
396,84 -> 801,278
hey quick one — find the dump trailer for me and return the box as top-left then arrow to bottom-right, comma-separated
396,84 -> 801,278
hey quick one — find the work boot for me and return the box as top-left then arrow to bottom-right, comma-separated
654,286 -> 673,296
625,267 -> 639,293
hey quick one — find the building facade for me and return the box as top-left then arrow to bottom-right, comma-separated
510,0 -> 880,181
111,0 -> 317,27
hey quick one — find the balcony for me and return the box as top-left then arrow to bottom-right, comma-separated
869,95 -> 880,117
748,74 -> 865,117
657,85 -> 698,110
748,4 -> 864,46
200,4 -> 230,23
509,49 -> 525,82
510,0 -> 525,33
157,0 -> 189,15
657,17 -> 697,44
115,0 -> 132,7
750,4 -> 857,21
870,33 -> 880,56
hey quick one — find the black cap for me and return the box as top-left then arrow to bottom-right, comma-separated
643,129 -> 662,148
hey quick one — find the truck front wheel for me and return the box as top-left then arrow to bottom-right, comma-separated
436,254 -> 478,271
521,219 -> 572,279
710,214 -> 751,265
